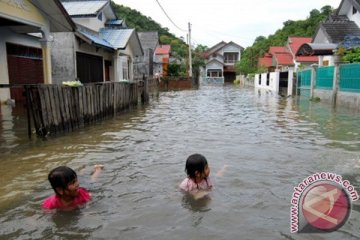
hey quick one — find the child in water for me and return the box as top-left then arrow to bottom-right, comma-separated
42,165 -> 103,210
179,153 -> 226,199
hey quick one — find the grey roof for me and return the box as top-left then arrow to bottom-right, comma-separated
337,0 -> 360,15
76,29 -> 114,50
320,18 -> 360,43
61,1 -> 107,16
100,28 -> 134,49
106,19 -> 124,25
296,43 -> 338,56
205,41 -> 227,57
137,32 -> 159,51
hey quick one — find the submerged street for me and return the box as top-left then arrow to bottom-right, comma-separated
0,85 -> 359,239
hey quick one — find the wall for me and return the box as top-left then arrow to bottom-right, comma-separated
52,32 -> 115,84
51,32 -> 76,84
159,78 -> 192,91
255,70 -> 293,96
73,17 -> 105,33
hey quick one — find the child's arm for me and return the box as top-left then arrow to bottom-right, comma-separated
91,164 -> 104,182
216,165 -> 228,177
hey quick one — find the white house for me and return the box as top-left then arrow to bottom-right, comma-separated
296,0 -> 360,65
202,41 -> 244,84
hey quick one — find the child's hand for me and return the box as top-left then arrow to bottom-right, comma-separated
94,164 -> 104,171
91,164 -> 104,182
216,164 -> 228,177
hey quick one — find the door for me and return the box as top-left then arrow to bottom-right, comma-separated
6,43 -> 43,102
76,52 -> 103,83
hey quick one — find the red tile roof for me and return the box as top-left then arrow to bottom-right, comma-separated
269,46 -> 287,55
288,37 -> 318,63
259,56 -> 273,67
155,45 -> 171,55
274,52 -> 294,65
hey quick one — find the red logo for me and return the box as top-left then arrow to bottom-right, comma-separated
301,183 -> 351,231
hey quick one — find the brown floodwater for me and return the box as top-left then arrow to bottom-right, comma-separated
0,85 -> 359,239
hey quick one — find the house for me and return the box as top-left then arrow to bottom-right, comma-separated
52,0 -> 143,84
154,44 -> 171,77
286,37 -> 318,69
259,46 -> 294,72
203,41 -> 244,84
296,0 -> 360,65
258,37 -> 318,72
0,0 -> 75,103
137,31 -> 159,78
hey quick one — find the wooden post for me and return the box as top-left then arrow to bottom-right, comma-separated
25,86 -> 32,139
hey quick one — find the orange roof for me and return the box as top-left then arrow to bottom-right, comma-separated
155,45 -> 171,55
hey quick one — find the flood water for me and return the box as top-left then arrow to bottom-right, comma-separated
0,85 -> 359,239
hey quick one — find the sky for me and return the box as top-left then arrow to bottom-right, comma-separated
113,0 -> 341,48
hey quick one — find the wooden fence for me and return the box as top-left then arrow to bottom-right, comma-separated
25,81 -> 142,138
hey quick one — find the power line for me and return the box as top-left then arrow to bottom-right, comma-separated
154,0 -> 187,32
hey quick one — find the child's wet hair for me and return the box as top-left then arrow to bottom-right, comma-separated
185,153 -> 208,179
48,166 -> 77,195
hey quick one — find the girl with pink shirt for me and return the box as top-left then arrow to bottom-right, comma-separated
179,154 -> 214,199
42,165 -> 103,211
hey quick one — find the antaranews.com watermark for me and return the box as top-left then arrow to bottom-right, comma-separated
290,172 -> 359,233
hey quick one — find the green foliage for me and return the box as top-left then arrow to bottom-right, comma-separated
342,47 -> 360,63
192,44 -> 208,75
238,5 -> 335,75
167,62 -> 187,77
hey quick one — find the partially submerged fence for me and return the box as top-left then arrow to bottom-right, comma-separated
297,63 -> 360,92
297,62 -> 360,109
25,81 -> 142,138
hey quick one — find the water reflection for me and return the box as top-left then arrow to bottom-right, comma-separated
181,193 -> 212,212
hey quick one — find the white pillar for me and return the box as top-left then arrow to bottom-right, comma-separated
113,50 -> 120,82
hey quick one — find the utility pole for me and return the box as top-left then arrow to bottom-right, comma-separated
188,22 -> 192,78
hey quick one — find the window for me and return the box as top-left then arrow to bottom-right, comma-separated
121,56 -> 129,80
207,69 -> 222,77
224,53 -> 239,64
98,12 -> 103,21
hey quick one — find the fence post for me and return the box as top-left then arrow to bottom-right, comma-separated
332,56 -> 341,107
25,85 -> 32,139
310,64 -> 318,99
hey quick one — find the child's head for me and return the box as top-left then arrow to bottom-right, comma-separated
185,154 -> 210,180
48,166 -> 78,196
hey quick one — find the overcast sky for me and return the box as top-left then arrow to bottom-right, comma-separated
113,0 -> 340,48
